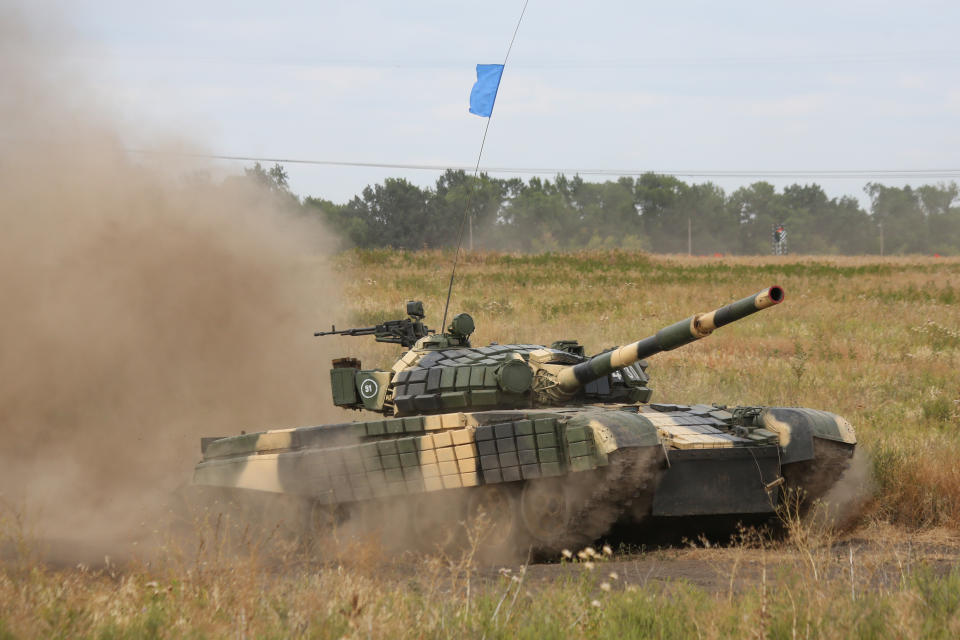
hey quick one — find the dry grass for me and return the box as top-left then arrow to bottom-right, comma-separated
3,514 -> 960,639
4,249 -> 960,638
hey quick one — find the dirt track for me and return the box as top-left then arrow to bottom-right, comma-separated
8,524 -> 960,598
510,532 -> 960,594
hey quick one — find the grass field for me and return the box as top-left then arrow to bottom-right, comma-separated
3,250 -> 960,638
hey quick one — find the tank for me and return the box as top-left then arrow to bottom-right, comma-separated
192,286 -> 857,555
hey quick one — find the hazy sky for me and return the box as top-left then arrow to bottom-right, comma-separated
45,1 -> 960,203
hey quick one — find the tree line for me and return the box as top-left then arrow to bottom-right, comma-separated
248,163 -> 960,255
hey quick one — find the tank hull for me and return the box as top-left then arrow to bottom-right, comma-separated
192,402 -> 855,554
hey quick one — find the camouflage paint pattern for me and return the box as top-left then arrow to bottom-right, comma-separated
194,403 -> 854,510
192,285 -> 857,539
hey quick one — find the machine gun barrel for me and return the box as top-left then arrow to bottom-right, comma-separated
557,286 -> 784,392
314,317 -> 431,349
314,325 -> 377,338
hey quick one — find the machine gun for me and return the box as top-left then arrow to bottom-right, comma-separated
314,300 -> 432,349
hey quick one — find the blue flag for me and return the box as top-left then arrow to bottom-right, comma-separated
469,64 -> 504,117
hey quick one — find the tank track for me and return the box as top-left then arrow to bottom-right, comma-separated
533,446 -> 662,553
781,438 -> 856,505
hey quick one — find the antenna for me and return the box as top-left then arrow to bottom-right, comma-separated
440,0 -> 530,333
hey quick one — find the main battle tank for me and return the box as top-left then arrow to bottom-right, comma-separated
193,287 -> 857,554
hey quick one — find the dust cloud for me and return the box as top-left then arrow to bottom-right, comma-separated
820,448 -> 876,531
0,9 -> 342,555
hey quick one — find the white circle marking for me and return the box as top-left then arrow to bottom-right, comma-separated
359,378 -> 379,399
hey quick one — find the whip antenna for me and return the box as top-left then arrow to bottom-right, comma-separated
440,0 -> 530,333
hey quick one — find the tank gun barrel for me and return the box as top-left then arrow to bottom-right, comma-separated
557,286 -> 784,392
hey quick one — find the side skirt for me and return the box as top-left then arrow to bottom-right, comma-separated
651,446 -> 781,517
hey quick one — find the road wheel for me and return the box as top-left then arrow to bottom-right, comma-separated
467,485 -> 519,556
519,478 -> 572,549
409,493 -> 464,552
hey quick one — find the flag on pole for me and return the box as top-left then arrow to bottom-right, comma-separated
469,64 -> 504,117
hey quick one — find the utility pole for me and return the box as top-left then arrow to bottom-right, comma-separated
687,217 -> 692,256
879,222 -> 884,257
469,214 -> 473,251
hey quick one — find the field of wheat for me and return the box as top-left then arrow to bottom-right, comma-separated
3,250 -> 960,638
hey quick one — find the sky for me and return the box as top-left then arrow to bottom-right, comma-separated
29,0 -> 960,205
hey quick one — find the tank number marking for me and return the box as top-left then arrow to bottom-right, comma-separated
359,378 -> 379,399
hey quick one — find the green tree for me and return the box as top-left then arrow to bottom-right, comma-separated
727,182 -> 790,254
495,176 -> 580,251
684,181 -> 737,254
918,182 -> 960,255
431,170 -> 508,249
634,174 -> 736,254
341,178 -> 434,249
632,173 -> 691,253
244,162 -> 290,192
865,184 -> 928,254
295,169 -> 958,255
303,196 -> 372,247
780,184 -> 872,254
560,176 -> 647,249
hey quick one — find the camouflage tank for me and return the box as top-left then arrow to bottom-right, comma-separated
193,287 -> 857,554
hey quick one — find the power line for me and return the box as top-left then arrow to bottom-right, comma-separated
124,149 -> 960,180
70,50 -> 960,70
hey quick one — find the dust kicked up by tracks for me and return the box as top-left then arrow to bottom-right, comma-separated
0,7 -> 341,563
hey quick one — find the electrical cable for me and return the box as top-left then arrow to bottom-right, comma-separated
123,149 -> 960,181
69,49 -> 960,70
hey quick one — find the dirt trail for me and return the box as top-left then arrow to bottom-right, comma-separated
514,532 -> 960,593
7,523 -> 960,599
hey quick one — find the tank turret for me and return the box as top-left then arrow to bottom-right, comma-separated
321,286 -> 784,416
